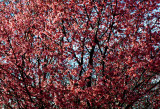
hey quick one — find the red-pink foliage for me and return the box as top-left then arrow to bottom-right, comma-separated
0,0 -> 159,108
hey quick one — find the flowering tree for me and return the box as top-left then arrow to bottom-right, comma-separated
0,0 -> 160,108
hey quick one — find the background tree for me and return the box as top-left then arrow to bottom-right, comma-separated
0,0 -> 160,108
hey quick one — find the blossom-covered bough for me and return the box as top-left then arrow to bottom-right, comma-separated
0,0 -> 159,108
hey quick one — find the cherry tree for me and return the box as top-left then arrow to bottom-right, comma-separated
0,0 -> 160,108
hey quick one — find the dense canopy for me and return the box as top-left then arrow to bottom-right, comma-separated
0,0 -> 160,108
